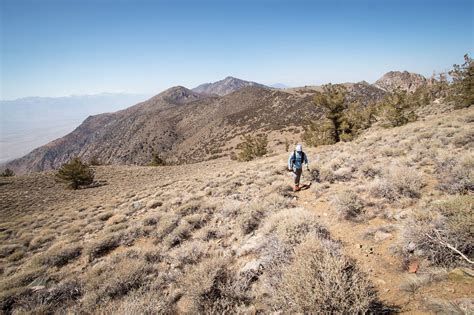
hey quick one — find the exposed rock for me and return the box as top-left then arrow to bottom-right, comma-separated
374,231 -> 392,242
374,71 -> 427,93
448,268 -> 474,282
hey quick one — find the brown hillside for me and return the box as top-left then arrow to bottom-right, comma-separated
0,106 -> 472,313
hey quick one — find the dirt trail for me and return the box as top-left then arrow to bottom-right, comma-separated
295,183 -> 429,313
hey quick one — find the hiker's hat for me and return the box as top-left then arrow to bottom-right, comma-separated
296,144 -> 302,152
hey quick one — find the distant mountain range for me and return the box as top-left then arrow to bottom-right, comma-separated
270,83 -> 291,89
4,71 -> 430,173
0,93 -> 150,163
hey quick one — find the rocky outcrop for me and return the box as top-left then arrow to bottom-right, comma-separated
374,71 -> 427,93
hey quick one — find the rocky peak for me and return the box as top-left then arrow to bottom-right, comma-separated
157,86 -> 205,104
192,77 -> 268,96
374,71 -> 427,93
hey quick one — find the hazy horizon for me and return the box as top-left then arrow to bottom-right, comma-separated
1,0 -> 472,100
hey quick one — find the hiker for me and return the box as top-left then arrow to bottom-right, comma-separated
288,144 -> 309,191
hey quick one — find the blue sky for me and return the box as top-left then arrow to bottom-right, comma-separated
1,0 -> 472,99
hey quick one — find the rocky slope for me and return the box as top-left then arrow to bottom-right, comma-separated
192,76 -> 268,96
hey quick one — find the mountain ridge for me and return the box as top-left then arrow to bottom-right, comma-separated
4,71 -> 430,174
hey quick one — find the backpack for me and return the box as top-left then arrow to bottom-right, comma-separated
291,150 -> 306,169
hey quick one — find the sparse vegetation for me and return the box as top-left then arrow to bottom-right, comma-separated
403,196 -> 473,267
0,97 -> 472,313
56,157 -> 95,189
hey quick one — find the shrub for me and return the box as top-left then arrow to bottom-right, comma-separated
263,208 -> 330,246
56,157 -> 94,189
436,154 -> 474,194
239,202 -> 266,235
89,155 -> 102,166
149,152 -> 165,166
403,196 -> 473,267
332,190 -> 364,220
86,233 -> 122,261
237,134 -> 268,161
13,279 -> 83,314
319,166 -> 336,183
100,289 -> 174,314
359,162 -> 381,179
272,236 -> 377,313
153,213 -> 180,241
162,220 -> 192,248
1,168 -> 14,177
83,257 -> 153,308
182,258 -> 250,313
370,166 -> 424,201
36,242 -> 82,267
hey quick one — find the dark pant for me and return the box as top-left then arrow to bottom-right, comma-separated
294,168 -> 302,185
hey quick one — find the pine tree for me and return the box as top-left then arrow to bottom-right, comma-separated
449,54 -> 474,108
1,168 -> 15,177
313,84 -> 347,142
56,157 -> 94,189
378,88 -> 416,127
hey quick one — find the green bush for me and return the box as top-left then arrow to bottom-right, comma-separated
56,157 -> 94,189
237,134 -> 268,161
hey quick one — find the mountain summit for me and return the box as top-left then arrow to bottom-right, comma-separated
374,71 -> 427,93
192,76 -> 268,96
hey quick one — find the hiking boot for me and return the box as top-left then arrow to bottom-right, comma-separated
293,185 -> 300,192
